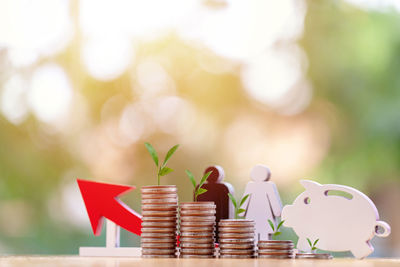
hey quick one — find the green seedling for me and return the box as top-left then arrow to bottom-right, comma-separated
307,238 -> 319,253
145,142 -> 179,186
268,219 -> 285,239
228,193 -> 250,219
186,170 -> 212,201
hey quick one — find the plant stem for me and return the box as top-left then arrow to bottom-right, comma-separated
157,168 -> 160,186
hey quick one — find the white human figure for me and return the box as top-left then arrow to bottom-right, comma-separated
240,164 -> 283,241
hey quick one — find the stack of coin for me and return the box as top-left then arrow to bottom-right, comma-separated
295,253 -> 333,259
257,240 -> 294,259
179,202 -> 216,258
141,185 -> 178,258
218,219 -> 255,258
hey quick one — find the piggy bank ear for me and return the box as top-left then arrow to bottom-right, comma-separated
300,180 -> 321,192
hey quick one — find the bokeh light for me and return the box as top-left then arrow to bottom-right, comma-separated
27,63 -> 73,124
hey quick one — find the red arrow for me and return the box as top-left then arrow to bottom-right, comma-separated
77,179 -> 142,236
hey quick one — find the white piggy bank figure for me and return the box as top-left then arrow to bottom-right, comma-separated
282,180 -> 391,259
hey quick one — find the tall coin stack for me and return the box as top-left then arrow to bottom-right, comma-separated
141,185 -> 178,258
218,219 -> 256,258
257,240 -> 294,259
179,202 -> 216,258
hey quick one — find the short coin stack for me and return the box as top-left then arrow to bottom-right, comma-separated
179,202 -> 216,258
218,219 -> 255,258
141,185 -> 178,258
257,240 -> 294,259
295,253 -> 333,259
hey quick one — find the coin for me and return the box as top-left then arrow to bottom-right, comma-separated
219,243 -> 254,249
141,232 -> 176,238
180,254 -> 215,258
141,238 -> 176,243
295,253 -> 333,259
141,185 -> 177,194
258,254 -> 294,259
141,254 -> 176,258
179,237 -> 215,243
141,248 -> 176,255
141,204 -> 178,210
220,249 -> 255,255
141,228 -> 176,233
219,227 -> 255,233
180,209 -> 216,215
179,227 -> 215,232
141,243 -> 176,249
180,232 -> 214,238
180,248 -> 215,255
142,221 -> 176,228
142,198 -> 177,204
219,254 -> 255,258
142,216 -> 177,222
258,251 -> 294,256
218,232 -> 254,239
180,216 -> 216,222
180,221 -> 215,227
180,243 -> 215,248
180,201 -> 215,207
219,219 -> 255,227
141,193 -> 178,199
142,210 -> 177,216
219,238 -> 255,244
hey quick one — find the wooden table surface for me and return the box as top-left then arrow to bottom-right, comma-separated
0,257 -> 399,267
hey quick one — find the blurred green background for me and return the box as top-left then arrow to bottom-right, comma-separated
0,0 -> 399,257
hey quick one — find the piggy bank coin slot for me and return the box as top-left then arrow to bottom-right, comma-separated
304,197 -> 311,204
324,190 -> 353,200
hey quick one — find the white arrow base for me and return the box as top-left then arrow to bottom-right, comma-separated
79,247 -> 141,257
79,220 -> 141,257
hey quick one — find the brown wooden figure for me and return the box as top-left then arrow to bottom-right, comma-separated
196,165 -> 234,241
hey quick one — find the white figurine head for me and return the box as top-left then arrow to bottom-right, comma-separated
250,164 -> 271,182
